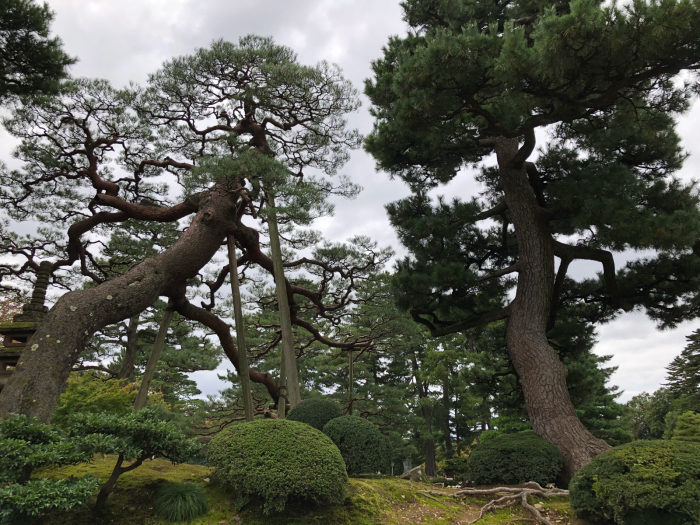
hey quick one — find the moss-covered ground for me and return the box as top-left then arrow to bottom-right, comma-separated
34,455 -> 573,524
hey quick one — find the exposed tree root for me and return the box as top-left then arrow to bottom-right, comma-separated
421,482 -> 568,525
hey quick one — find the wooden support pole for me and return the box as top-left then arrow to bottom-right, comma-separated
266,193 -> 301,413
133,306 -> 173,411
348,349 -> 354,415
228,236 -> 254,422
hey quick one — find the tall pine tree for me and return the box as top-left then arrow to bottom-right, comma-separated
366,0 -> 700,478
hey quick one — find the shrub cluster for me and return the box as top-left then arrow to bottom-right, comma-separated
208,419 -> 347,514
155,483 -> 208,523
322,416 -> 392,476
464,431 -> 563,486
0,414 -> 101,525
570,440 -> 700,525
286,398 -> 343,431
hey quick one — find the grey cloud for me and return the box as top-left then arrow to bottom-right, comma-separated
8,0 -> 698,401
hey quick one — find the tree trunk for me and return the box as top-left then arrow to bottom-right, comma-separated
116,315 -> 140,380
442,374 -> 453,458
95,454 -> 124,509
133,307 -> 173,411
496,137 -> 609,482
228,236 -> 254,422
0,186 -> 237,423
421,406 -> 437,478
95,453 -> 143,509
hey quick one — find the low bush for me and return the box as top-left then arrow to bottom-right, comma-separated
570,440 -> 700,525
155,483 -> 208,522
208,419 -> 347,514
322,416 -> 392,476
464,431 -> 563,486
286,398 -> 343,431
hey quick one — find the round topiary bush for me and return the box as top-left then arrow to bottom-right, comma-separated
155,483 -> 208,522
465,431 -> 563,486
208,419 -> 347,514
322,416 -> 392,476
570,440 -> 700,525
286,398 -> 343,431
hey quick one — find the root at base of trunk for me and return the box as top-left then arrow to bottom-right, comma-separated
424,482 -> 569,525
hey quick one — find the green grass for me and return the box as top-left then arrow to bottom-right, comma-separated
32,455 -> 574,524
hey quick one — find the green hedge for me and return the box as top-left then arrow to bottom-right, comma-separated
208,419 -> 347,514
322,416 -> 392,476
570,440 -> 700,525
465,431 -> 563,486
287,398 -> 343,431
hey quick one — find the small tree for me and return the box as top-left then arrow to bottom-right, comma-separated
0,414 -> 102,523
67,408 -> 201,508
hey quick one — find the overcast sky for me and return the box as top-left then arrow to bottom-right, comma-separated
4,0 -> 700,402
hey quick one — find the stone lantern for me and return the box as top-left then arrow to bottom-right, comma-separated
0,261 -> 51,391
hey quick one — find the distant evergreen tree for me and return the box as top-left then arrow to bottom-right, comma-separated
0,0 -> 75,103
666,330 -> 700,402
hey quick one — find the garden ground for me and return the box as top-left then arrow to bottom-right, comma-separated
35,455 -> 576,525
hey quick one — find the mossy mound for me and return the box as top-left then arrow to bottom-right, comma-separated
34,454 -> 573,524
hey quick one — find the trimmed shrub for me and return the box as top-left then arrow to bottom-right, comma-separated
287,398 -> 343,431
570,440 -> 700,525
464,431 -> 563,486
322,416 -> 392,476
208,419 -> 347,514
155,483 -> 208,522
438,455 -> 470,485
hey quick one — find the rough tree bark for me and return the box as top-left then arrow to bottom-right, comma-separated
496,136 -> 610,482
0,185 -> 237,423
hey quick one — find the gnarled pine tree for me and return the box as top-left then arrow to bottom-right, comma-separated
0,36 -> 373,423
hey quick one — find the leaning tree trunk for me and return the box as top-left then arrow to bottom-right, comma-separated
0,186 -> 237,423
496,137 -> 609,482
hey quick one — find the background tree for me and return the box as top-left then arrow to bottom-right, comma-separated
366,0 -> 700,478
0,0 -> 75,104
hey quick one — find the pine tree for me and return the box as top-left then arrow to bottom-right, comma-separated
666,330 -> 700,401
0,0 -> 75,103
366,0 -> 700,478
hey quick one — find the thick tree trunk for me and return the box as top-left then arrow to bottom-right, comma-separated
0,186 -> 237,423
496,137 -> 609,482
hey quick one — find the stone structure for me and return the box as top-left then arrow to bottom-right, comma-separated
0,261 -> 51,391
